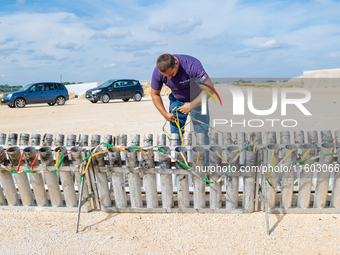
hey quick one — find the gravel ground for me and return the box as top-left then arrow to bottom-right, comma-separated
0,210 -> 339,254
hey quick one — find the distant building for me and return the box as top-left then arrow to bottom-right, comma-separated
290,68 -> 340,88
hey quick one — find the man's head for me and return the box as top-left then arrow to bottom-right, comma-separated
156,54 -> 179,79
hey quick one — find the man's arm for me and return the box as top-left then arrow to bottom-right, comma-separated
151,88 -> 176,123
178,78 -> 215,114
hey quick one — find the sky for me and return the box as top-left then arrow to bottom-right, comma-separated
0,0 -> 340,85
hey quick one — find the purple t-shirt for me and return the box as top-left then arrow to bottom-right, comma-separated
151,54 -> 209,102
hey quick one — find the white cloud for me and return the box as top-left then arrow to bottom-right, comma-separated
256,39 -> 290,49
232,51 -> 252,58
103,63 -> 116,69
149,18 -> 202,35
0,43 -> 20,55
242,37 -> 272,47
112,40 -> 160,52
149,22 -> 168,33
34,54 -> 58,61
92,28 -> 131,39
56,41 -> 81,51
1,0 -> 340,83
133,52 -> 151,57
330,52 -> 340,57
196,33 -> 228,47
1,74 -> 6,77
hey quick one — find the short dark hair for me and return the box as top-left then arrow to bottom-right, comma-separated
156,54 -> 176,72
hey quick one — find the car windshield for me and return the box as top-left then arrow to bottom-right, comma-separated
19,83 -> 33,92
98,80 -> 115,88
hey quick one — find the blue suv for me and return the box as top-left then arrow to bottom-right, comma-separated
1,82 -> 69,108
85,79 -> 143,103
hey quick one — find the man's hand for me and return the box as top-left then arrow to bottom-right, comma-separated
164,112 -> 176,123
178,102 -> 191,115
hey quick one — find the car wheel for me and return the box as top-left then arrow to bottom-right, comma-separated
91,100 -> 98,103
133,92 -> 142,101
15,98 -> 26,108
48,103 -> 55,106
101,94 -> 110,103
8,104 -> 16,108
122,98 -> 129,102
56,96 -> 66,105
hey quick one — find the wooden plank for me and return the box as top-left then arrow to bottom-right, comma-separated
269,208 -> 340,214
102,207 -> 246,214
0,205 -> 90,213
88,159 -> 100,210
97,166 -> 255,177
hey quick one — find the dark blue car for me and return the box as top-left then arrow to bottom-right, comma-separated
85,79 -> 143,103
1,82 -> 69,108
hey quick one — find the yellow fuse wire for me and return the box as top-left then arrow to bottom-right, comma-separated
267,149 -> 275,180
301,148 -> 311,160
55,150 -> 60,169
81,150 -> 110,176
215,151 -> 230,164
180,151 -> 188,166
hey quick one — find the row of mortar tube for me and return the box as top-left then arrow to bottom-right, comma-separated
264,142 -> 340,209
87,133 -> 258,211
1,130 -> 340,148
0,132 -> 258,211
1,133 -> 339,209
0,145 -> 88,207
0,133 -> 176,148
0,133 -> 107,147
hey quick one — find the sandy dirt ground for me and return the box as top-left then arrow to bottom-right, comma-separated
0,88 -> 340,254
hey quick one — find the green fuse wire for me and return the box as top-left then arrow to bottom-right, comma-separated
101,142 -> 113,147
240,145 -> 249,152
156,146 -> 167,155
323,153 -> 337,156
127,146 -> 141,150
201,178 -> 214,184
82,154 -> 91,162
58,154 -> 65,168
293,159 -> 307,164
178,161 -> 190,170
